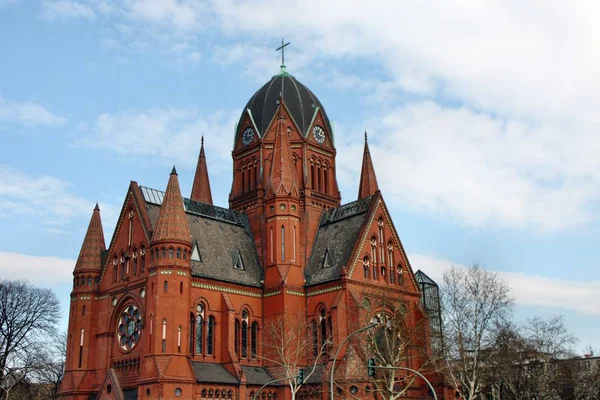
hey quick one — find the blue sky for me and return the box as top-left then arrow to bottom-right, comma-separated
0,0 -> 599,351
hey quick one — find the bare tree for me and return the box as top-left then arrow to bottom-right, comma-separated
0,280 -> 61,400
441,264 -> 514,400
260,312 -> 329,400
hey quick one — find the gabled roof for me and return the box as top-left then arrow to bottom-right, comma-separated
305,195 -> 375,286
142,187 -> 262,287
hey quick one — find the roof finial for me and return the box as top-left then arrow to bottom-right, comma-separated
201,135 -> 204,146
364,130 -> 368,142
276,38 -> 290,69
171,165 -> 177,175
94,202 -> 100,211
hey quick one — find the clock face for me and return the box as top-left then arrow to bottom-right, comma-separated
313,125 -> 326,144
242,127 -> 254,145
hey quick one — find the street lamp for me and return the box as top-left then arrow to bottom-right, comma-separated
329,322 -> 379,400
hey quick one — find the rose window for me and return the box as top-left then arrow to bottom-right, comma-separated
117,305 -> 142,351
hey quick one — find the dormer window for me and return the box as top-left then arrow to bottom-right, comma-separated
323,248 -> 332,269
234,250 -> 244,270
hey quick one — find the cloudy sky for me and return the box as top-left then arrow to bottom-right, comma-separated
1,0 -> 599,351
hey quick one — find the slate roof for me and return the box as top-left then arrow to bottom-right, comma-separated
192,362 -> 239,384
142,187 -> 263,287
241,366 -> 276,386
237,69 -> 333,140
305,196 -> 375,286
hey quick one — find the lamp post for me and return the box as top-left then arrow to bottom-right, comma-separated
329,322 -> 379,400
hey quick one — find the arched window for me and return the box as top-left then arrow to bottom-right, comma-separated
140,246 -> 146,272
196,304 -> 204,355
241,165 -> 246,194
371,236 -> 377,265
363,256 -> 370,279
310,159 -> 316,189
132,249 -> 138,276
207,316 -> 215,355
113,256 -> 118,282
378,217 -> 385,263
82,305 -> 86,316
120,253 -> 125,280
388,242 -> 394,284
162,319 -> 167,353
176,248 -> 181,259
281,226 -> 285,262
327,317 -> 333,350
94,277 -> 99,285
189,313 -> 195,355
164,280 -> 168,293
381,266 -> 386,282
183,249 -> 187,260
292,225 -> 296,262
251,322 -> 258,357
397,264 -> 403,284
320,317 -> 327,349
169,248 -> 174,259
234,319 -> 240,356
311,320 -> 318,356
177,325 -> 182,353
79,328 -> 84,368
323,163 -> 329,194
241,321 -> 248,358
180,281 -> 183,295
317,161 -> 322,192
75,276 -> 79,287
87,276 -> 92,285
253,161 -> 258,189
162,247 -> 166,258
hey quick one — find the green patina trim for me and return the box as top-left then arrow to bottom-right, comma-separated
192,282 -> 261,298
307,285 -> 343,297
176,271 -> 187,276
264,290 -> 282,298
286,289 -> 305,297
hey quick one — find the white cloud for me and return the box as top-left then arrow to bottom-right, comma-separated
0,166 -> 95,226
410,253 -> 600,317
41,0 -> 96,22
337,102 -> 600,232
77,108 -> 237,174
0,252 -> 74,286
0,96 -> 66,128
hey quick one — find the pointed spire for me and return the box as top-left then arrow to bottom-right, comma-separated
190,136 -> 213,205
153,167 -> 191,244
269,108 -> 298,195
358,131 -> 380,199
74,204 -> 106,273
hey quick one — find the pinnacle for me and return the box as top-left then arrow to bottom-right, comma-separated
357,132 -> 380,199
190,136 -> 213,205
269,107 -> 298,195
74,204 -> 106,273
171,165 -> 178,175
153,168 -> 191,244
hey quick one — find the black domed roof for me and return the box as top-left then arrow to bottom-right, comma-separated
237,68 -> 332,141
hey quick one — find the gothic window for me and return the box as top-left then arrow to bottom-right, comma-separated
176,248 -> 181,259
371,237 -> 377,265
319,307 -> 327,350
388,242 -> 394,284
251,321 -> 258,357
207,316 -> 215,355
196,304 -> 204,355
120,253 -> 126,280
132,249 -> 138,276
140,246 -> 146,272
317,161 -> 322,192
310,159 -> 316,189
117,305 -> 142,351
327,317 -> 333,350
82,305 -> 86,316
323,163 -> 329,194
397,264 -> 404,284
281,226 -> 285,262
381,266 -> 386,281
241,321 -> 248,358
241,165 -> 246,194
363,256 -> 370,278
378,217 -> 385,263
162,319 -> 167,353
162,247 -> 166,259
94,277 -> 99,285
234,319 -> 240,356
169,247 -> 174,259
183,249 -> 187,260
87,276 -> 92,285
312,320 -> 318,356
254,160 -> 258,189
164,281 -> 168,293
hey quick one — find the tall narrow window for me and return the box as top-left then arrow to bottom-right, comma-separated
327,317 -> 333,351
241,167 -> 246,194
270,228 -> 273,263
388,242 -> 394,284
320,317 -> 327,350
254,163 -> 258,189
132,250 -> 138,276
234,319 -> 240,356
363,256 -> 370,278
310,162 -> 316,189
164,280 -> 168,293
196,315 -> 204,354
79,328 -> 84,368
149,317 -> 153,352
281,226 -> 285,262
317,163 -> 322,191
292,226 -> 296,262
312,320 -> 318,356
120,254 -> 125,280
180,282 -> 183,295
378,218 -> 385,263
251,322 -> 258,357
189,314 -> 194,355
323,165 -> 329,194
82,305 -> 86,316
241,321 -> 248,358
371,237 -> 377,265
177,325 -> 181,353
140,247 -> 145,272
207,316 -> 215,355
162,319 -> 167,353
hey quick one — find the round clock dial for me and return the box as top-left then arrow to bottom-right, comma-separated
242,127 -> 254,145
313,125 -> 326,144
117,305 -> 142,351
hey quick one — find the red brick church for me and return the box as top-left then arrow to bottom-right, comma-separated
60,63 -> 448,400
